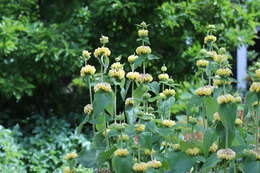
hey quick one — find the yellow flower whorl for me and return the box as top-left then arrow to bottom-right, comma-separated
94,82 -> 112,92
137,73 -> 153,83
147,160 -> 162,169
138,29 -> 149,37
172,144 -> 181,150
158,73 -> 169,81
128,55 -> 138,63
126,72 -> 140,81
204,35 -> 217,43
250,82 -> 260,93
125,98 -> 134,105
213,112 -> 221,121
135,124 -> 145,132
162,89 -> 176,97
195,86 -> 213,96
82,50 -> 91,58
216,68 -> 232,76
64,152 -> 78,160
136,46 -> 152,55
235,118 -> 243,125
217,148 -> 236,160
256,69 -> 260,78
186,147 -> 200,156
196,60 -> 209,67
162,120 -> 176,127
80,65 -> 96,76
133,162 -> 148,172
108,69 -> 125,79
114,149 -> 129,156
217,94 -> 235,104
94,47 -> 111,57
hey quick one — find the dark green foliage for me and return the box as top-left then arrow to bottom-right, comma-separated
0,0 -> 259,121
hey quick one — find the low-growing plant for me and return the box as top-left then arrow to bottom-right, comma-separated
72,22 -> 259,173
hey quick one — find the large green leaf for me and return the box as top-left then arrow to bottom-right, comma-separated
219,103 -> 237,130
244,92 -> 258,116
242,160 -> 260,173
167,152 -> 194,173
139,132 -> 153,149
77,149 -> 97,168
125,106 -> 138,124
92,91 -> 113,124
97,146 -> 116,164
202,153 -> 221,172
112,156 -> 133,173
203,97 -> 218,121
203,128 -> 217,156
158,97 -> 175,118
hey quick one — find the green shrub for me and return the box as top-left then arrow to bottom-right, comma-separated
0,125 -> 26,173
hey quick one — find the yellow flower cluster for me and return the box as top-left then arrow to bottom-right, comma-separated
172,144 -> 181,150
137,73 -> 153,83
256,69 -> 260,78
94,47 -> 111,57
217,148 -> 236,160
250,82 -> 260,93
138,29 -> 149,37
128,55 -> 138,63
111,62 -> 123,69
204,35 -> 217,43
158,73 -> 169,81
196,60 -> 209,67
147,160 -> 162,169
213,54 -> 228,62
64,152 -> 78,160
82,50 -> 91,58
217,94 -> 235,104
162,89 -> 176,97
114,149 -> 129,156
94,82 -> 112,92
144,149 -> 155,155
125,98 -> 134,105
216,68 -> 232,76
213,112 -> 221,121
132,162 -> 148,172
108,69 -> 125,79
135,124 -> 145,132
162,120 -> 176,127
235,118 -> 243,125
186,147 -> 200,156
84,104 -> 93,114
195,86 -> 213,96
80,65 -> 96,76
119,134 -> 129,141
213,79 -> 231,86
100,35 -> 109,44
63,167 -> 75,173
209,143 -> 218,152
126,72 -> 140,81
136,46 -> 152,55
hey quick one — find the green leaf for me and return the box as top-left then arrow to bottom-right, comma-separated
139,132 -> 153,149
202,153 -> 221,172
147,81 -> 160,94
242,160 -> 260,173
167,152 -> 194,173
203,97 -> 218,121
133,85 -> 147,99
244,92 -> 258,116
112,156 -> 133,173
78,149 -> 97,168
76,115 -> 89,135
158,97 -> 175,118
92,91 -> 113,123
97,146 -> 116,164
219,103 -> 237,130
125,106 -> 138,124
203,128 -> 217,156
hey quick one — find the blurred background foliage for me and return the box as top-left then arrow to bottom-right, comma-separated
0,0 -> 259,124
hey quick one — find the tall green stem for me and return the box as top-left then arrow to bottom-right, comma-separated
225,126 -> 229,148
114,85 -> 117,123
